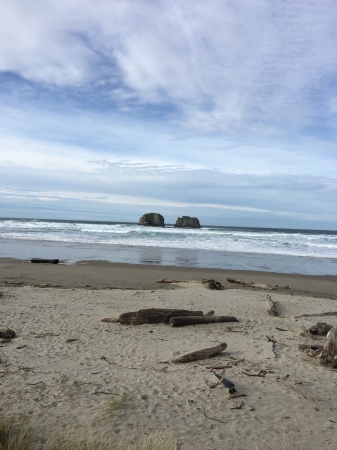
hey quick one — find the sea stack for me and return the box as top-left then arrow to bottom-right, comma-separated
174,216 -> 201,228
138,212 -> 165,227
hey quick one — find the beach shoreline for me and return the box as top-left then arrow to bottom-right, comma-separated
1,257 -> 337,298
1,257 -> 337,448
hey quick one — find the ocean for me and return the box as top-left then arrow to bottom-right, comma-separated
0,218 -> 337,275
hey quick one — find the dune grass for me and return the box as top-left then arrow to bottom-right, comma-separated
0,415 -> 177,450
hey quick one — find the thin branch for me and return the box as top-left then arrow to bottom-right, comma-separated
295,311 -> 337,318
203,410 -> 227,424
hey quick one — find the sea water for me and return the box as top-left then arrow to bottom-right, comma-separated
0,218 -> 336,275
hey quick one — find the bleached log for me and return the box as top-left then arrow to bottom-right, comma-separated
172,343 -> 227,364
227,278 -> 277,290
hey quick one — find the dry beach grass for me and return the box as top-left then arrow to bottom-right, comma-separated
1,260 -> 337,449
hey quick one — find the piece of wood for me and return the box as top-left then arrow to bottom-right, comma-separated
169,315 -> 238,327
295,311 -> 337,319
119,308 -> 203,325
317,327 -> 337,367
101,318 -> 120,323
172,342 -> 227,364
30,258 -> 59,264
267,295 -> 278,316
227,277 -> 277,290
0,327 -> 16,339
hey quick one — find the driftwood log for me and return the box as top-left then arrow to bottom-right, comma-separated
227,278 -> 277,290
169,315 -> 238,327
30,258 -> 59,264
267,295 -> 278,316
119,308 -> 203,325
172,342 -> 227,364
317,327 -> 337,367
0,327 -> 16,339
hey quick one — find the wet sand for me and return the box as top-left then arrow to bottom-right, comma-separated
0,258 -> 337,298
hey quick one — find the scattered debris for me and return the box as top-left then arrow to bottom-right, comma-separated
242,370 -> 267,377
230,401 -> 243,409
229,393 -> 247,399
202,279 -> 224,290
298,344 -> 323,352
203,409 -> 227,424
30,332 -> 60,338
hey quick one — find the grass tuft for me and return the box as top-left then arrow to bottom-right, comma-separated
0,415 -> 177,450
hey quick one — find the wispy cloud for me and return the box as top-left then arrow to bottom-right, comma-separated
0,1 -> 337,228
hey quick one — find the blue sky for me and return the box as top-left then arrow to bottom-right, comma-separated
1,0 -> 337,229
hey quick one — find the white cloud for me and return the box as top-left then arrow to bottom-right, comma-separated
1,1 -> 337,228
1,1 -> 337,130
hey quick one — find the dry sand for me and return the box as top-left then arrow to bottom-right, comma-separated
1,260 -> 337,449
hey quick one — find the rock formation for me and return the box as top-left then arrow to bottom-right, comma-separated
174,216 -> 200,228
139,212 -> 165,227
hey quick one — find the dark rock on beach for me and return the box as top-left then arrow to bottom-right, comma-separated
139,212 -> 165,227
174,216 -> 200,228
309,322 -> 333,336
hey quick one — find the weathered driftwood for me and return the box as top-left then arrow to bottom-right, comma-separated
317,327 -> 337,367
267,295 -> 278,316
169,315 -> 238,327
119,308 -> 203,325
205,310 -> 215,316
227,278 -> 277,290
295,311 -> 337,319
0,327 -> 16,339
172,342 -> 227,364
30,258 -> 59,264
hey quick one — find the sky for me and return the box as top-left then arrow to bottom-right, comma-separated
1,0 -> 337,229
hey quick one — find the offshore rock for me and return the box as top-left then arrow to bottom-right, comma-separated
174,216 -> 200,228
139,212 -> 165,227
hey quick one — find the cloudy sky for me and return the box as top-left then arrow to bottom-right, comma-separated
1,0 -> 337,229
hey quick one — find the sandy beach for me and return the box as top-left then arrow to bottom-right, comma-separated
1,259 -> 337,449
